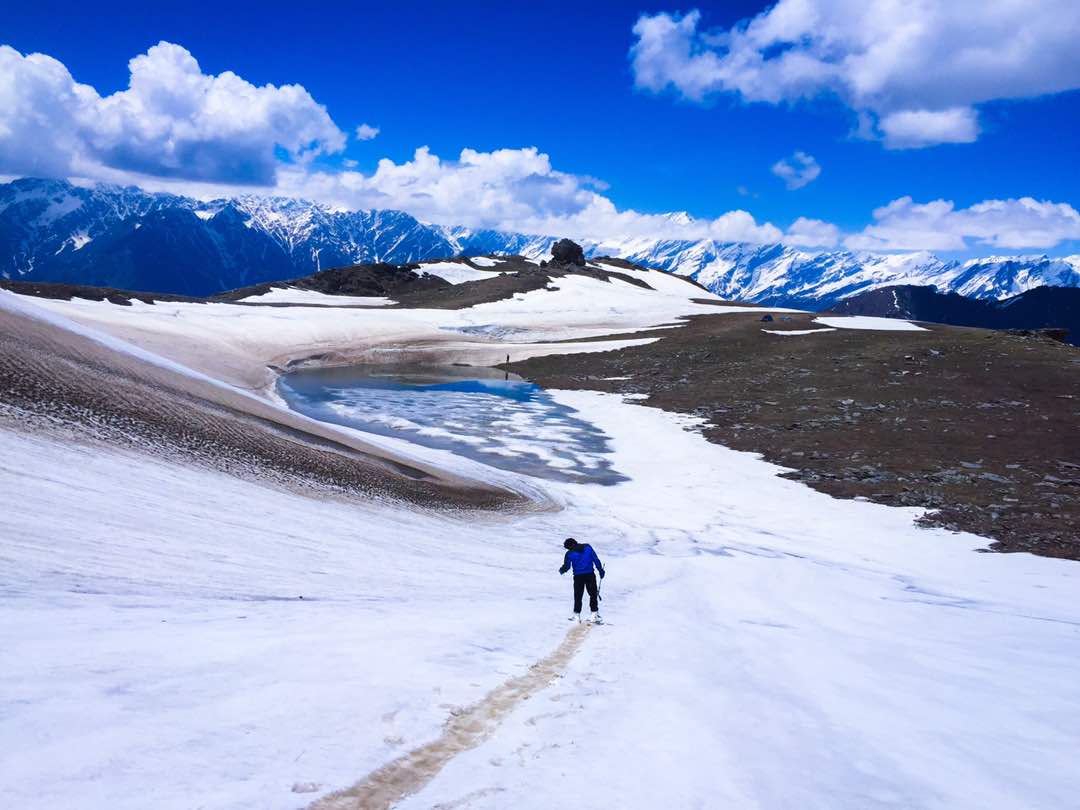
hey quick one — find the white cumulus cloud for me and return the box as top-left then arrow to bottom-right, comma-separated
785,217 -> 840,247
630,2 -> 1080,148
354,123 -> 380,141
878,108 -> 979,149
2,40 -> 1075,253
273,146 -> 789,245
0,41 -> 791,245
0,42 -> 346,185
845,196 -> 1080,251
771,151 -> 821,189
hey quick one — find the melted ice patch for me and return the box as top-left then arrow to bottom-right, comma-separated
439,324 -> 531,340
277,366 -> 626,484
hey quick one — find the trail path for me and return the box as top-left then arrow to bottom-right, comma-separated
310,624 -> 592,810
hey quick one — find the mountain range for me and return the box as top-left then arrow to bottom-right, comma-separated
832,285 -> 1080,345
3,177 -> 1079,305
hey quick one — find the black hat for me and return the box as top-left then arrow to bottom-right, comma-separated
563,538 -> 577,550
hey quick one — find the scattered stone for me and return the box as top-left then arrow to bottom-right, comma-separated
1044,475 -> 1080,486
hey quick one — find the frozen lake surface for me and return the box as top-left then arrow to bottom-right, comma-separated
277,365 -> 627,484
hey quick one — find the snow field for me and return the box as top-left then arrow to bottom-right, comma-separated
763,327 -> 838,336
814,315 -> 928,331
392,392 -> 1080,810
2,272 -> 1077,810
0,429 -> 569,810
3,386 -> 1078,809
236,288 -> 395,306
418,261 -> 507,285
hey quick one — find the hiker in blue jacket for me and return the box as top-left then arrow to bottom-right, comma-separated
559,538 -> 605,624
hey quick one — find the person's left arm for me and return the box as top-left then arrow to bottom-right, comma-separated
592,547 -> 605,578
559,550 -> 571,575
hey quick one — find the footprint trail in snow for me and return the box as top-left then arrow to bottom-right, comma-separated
309,623 -> 592,810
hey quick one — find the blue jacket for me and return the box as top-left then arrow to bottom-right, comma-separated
560,544 -> 605,577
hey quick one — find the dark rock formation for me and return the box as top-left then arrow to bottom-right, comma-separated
551,239 -> 586,267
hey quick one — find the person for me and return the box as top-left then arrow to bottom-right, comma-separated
559,538 -> 605,624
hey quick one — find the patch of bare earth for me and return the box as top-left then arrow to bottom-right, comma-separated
309,623 -> 591,810
512,311 -> 1080,560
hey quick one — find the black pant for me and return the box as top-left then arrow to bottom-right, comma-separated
573,573 -> 598,613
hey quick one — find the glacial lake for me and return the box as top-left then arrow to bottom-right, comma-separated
277,365 -> 626,484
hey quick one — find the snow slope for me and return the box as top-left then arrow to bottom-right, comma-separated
417,261 -> 508,285
814,316 -> 928,331
2,385 -> 1077,809
236,288 -> 395,306
1,280 -> 1078,809
393,393 -> 1080,810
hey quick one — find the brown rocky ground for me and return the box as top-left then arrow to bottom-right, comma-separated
511,311 -> 1080,560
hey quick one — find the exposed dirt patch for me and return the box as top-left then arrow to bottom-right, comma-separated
309,623 -> 591,810
512,311 -> 1080,560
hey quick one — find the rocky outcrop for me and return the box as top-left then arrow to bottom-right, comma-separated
550,239 -> 586,267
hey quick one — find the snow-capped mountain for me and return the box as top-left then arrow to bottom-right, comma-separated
3,177 -> 1078,302
0,178 -> 462,295
446,229 -> 1080,308
563,240 -> 1080,308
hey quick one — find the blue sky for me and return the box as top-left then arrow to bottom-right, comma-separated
2,0 -> 1080,254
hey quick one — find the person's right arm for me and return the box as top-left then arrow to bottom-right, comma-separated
559,550 -> 571,574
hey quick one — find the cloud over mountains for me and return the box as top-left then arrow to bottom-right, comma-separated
0,42 -> 345,185
1,26 -> 1078,254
